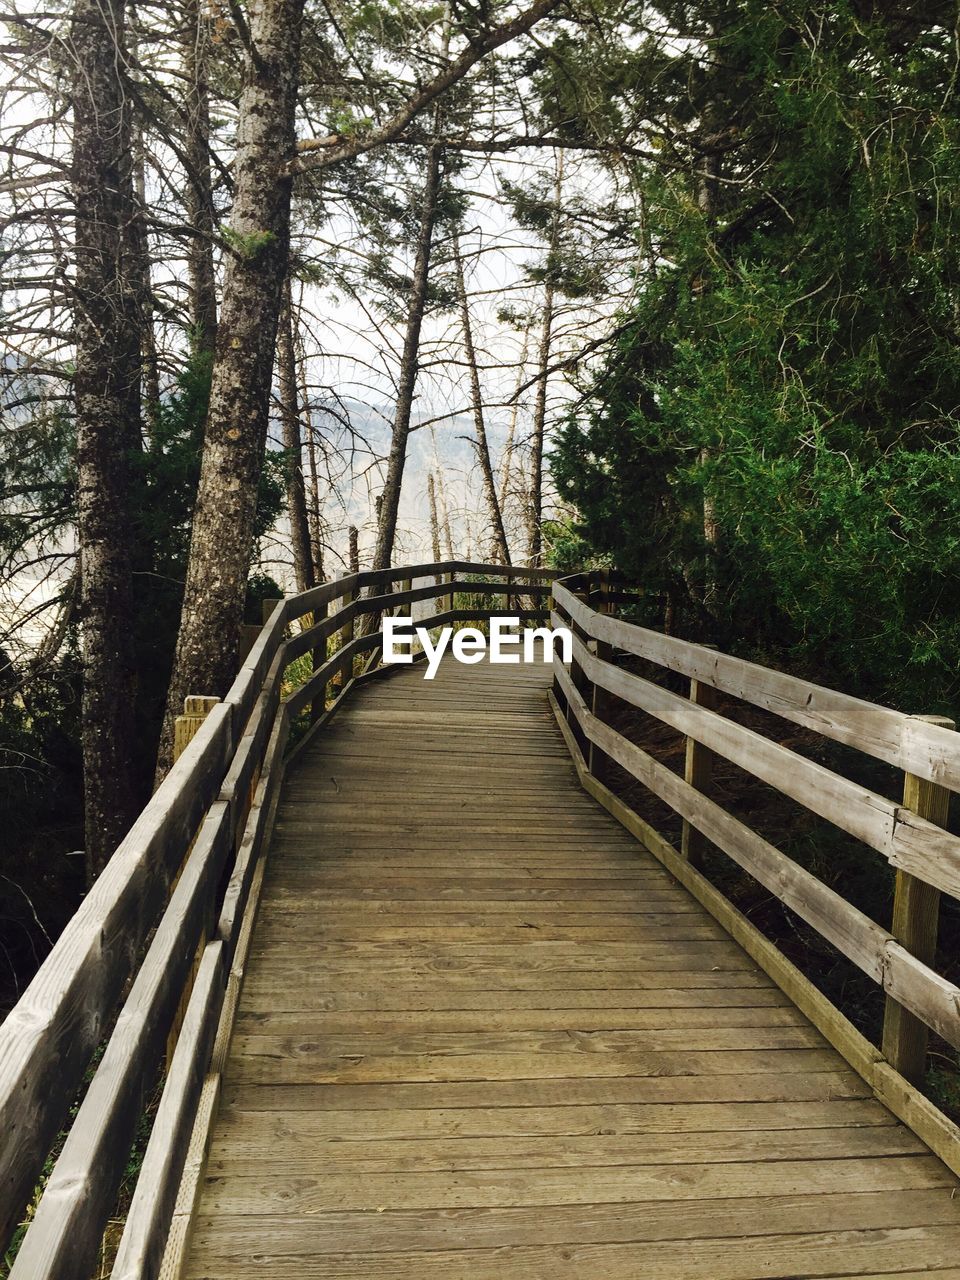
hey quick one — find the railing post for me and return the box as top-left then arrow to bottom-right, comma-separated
588,570 -> 614,779
309,599 -> 327,722
680,648 -> 718,871
566,580 -> 594,754
550,583 -> 564,709
335,570 -> 356,694
433,563 -> 445,617
167,694 -> 219,1065
239,623 -> 261,661
882,714 -> 954,1085
241,596 -> 282,663
397,575 -> 412,659
173,695 -> 220,764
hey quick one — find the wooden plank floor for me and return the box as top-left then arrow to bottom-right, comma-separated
184,659 -> 960,1279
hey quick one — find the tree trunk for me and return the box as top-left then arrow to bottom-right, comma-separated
701,446 -> 719,615
183,0 -> 218,355
453,234 -> 510,565
526,154 -> 563,569
348,524 -> 359,573
157,0 -> 304,777
127,16 -> 160,443
295,327 -> 325,580
427,472 -> 442,573
436,469 -> 455,559
279,282 -> 316,594
696,108 -> 723,615
71,0 -> 143,880
499,328 -> 528,517
369,139 -> 444,573
525,280 -> 554,567
131,156 -> 160,439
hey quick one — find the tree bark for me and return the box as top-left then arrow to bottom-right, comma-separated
434,466 -> 455,559
427,472 -> 442,572
71,0 -> 143,880
526,154 -> 563,568
499,327 -> 528,517
348,524 -> 359,573
278,281 -> 316,594
131,152 -> 160,439
525,279 -> 554,567
453,234 -> 510,565
295,326 -> 324,580
369,138 -> 444,573
696,102 -> 723,615
127,18 -> 160,442
183,0 -> 218,355
157,0 -> 305,776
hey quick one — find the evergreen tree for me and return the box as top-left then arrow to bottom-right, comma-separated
552,1 -> 960,708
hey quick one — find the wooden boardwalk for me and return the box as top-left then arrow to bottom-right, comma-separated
184,659 -> 960,1279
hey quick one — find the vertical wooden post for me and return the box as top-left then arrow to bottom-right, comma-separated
167,694 -> 219,1066
335,571 -> 355,693
882,714 -> 954,1085
309,600 -> 327,722
397,575 -> 412,658
567,580 -> 593,752
680,650 -> 718,871
588,570 -> 613,779
240,597 -> 282,662
239,623 -> 261,660
261,597 -> 284,724
551,584 -> 565,710
173,695 -> 220,764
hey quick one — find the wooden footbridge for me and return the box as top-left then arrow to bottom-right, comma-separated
5,563 -> 960,1279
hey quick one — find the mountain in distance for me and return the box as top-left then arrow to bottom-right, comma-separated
299,395 -> 524,567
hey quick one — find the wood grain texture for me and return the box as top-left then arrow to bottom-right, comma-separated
883,728 -> 953,1085
553,578 -> 960,791
0,697 -> 235,1254
566,629 -> 960,902
555,658 -> 960,1050
6,804 -> 232,1280
182,657 -> 960,1280
548,685 -> 960,1179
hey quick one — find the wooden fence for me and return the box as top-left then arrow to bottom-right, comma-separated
551,570 -> 960,1175
0,561 -> 554,1280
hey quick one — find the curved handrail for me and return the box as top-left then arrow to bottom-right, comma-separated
0,561 -> 556,1280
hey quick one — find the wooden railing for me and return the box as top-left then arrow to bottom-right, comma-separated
550,570 -> 960,1174
0,561 -> 555,1280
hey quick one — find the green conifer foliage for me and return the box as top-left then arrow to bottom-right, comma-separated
552,2 -> 960,709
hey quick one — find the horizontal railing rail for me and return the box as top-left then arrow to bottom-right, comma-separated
0,560 -> 555,1280
550,569 -> 960,1174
